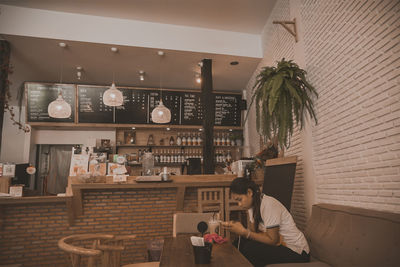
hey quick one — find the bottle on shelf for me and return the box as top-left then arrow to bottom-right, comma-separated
213,134 -> 217,146
160,149 -> 165,163
182,132 -> 187,146
167,149 -> 171,163
216,133 -> 221,146
174,149 -> 179,163
221,133 -> 226,146
138,149 -> 142,163
154,149 -> 160,163
176,133 -> 182,146
187,133 -> 192,146
192,133 -> 197,146
226,150 -> 232,163
197,133 -> 202,146
170,149 -> 175,163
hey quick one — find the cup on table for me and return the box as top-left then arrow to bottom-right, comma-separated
208,218 -> 220,235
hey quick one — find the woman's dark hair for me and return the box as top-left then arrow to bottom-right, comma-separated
230,177 -> 263,232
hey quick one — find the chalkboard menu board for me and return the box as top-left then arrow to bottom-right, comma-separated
214,94 -> 241,126
78,85 -> 113,123
115,88 -> 148,124
181,92 -> 203,125
26,83 -> 242,126
26,83 -> 75,122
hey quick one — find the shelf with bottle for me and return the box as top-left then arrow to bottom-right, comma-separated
116,144 -> 205,148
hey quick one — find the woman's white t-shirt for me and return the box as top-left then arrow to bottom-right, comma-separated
248,194 -> 309,254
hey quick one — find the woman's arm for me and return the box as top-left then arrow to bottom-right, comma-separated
221,221 -> 280,246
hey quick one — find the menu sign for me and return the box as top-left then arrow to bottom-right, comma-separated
115,88 -> 148,124
26,83 -> 75,122
26,83 -> 242,126
215,94 -> 241,126
181,92 -> 203,125
78,85 -> 113,123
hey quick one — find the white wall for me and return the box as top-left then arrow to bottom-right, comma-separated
31,129 -> 116,146
244,0 -> 400,229
302,0 -> 400,213
0,105 -> 30,163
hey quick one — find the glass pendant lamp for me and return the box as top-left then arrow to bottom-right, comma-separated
151,51 -> 171,124
103,47 -> 123,107
48,42 -> 72,119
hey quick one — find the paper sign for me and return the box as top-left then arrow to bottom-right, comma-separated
9,185 -> 23,197
113,174 -> 127,183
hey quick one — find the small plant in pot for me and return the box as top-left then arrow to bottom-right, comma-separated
246,58 -> 318,158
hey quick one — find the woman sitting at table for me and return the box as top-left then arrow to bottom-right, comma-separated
221,177 -> 310,267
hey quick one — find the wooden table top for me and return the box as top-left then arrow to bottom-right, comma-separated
160,236 -> 252,267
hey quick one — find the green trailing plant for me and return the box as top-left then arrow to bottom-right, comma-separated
246,58 -> 318,150
0,41 -> 30,133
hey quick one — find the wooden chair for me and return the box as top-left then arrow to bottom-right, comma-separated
224,188 -> 246,239
263,156 -> 297,211
58,233 -> 115,267
59,233 -> 158,267
173,212 -> 216,237
197,188 -> 224,221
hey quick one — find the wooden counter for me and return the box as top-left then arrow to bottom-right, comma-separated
0,195 -> 73,228
68,174 -> 237,223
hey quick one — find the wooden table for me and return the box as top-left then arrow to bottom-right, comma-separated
160,236 -> 252,267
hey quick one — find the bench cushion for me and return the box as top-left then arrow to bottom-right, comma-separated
305,204 -> 400,267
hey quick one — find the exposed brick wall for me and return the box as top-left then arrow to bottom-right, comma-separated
0,188 -> 194,266
302,0 -> 400,213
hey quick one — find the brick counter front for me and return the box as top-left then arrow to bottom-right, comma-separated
0,174 -> 236,266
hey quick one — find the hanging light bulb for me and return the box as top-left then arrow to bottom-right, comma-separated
48,42 -> 72,119
103,47 -> 123,107
103,82 -> 123,106
151,99 -> 171,123
48,92 -> 72,118
151,51 -> 171,124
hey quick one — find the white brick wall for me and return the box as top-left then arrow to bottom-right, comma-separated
245,0 -> 400,229
302,0 -> 400,213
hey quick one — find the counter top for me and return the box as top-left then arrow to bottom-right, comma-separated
67,174 -> 240,225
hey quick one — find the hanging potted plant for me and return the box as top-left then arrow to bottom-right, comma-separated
246,58 -> 318,158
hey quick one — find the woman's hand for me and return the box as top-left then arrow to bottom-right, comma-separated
220,221 -> 247,236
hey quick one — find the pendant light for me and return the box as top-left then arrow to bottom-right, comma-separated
103,47 -> 123,106
151,51 -> 171,124
48,42 -> 72,119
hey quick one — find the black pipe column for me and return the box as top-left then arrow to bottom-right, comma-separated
201,59 -> 215,174
0,40 -> 11,151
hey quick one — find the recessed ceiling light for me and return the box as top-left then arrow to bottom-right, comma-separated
139,70 -> 145,81
230,61 -> 239,65
195,74 -> 201,84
